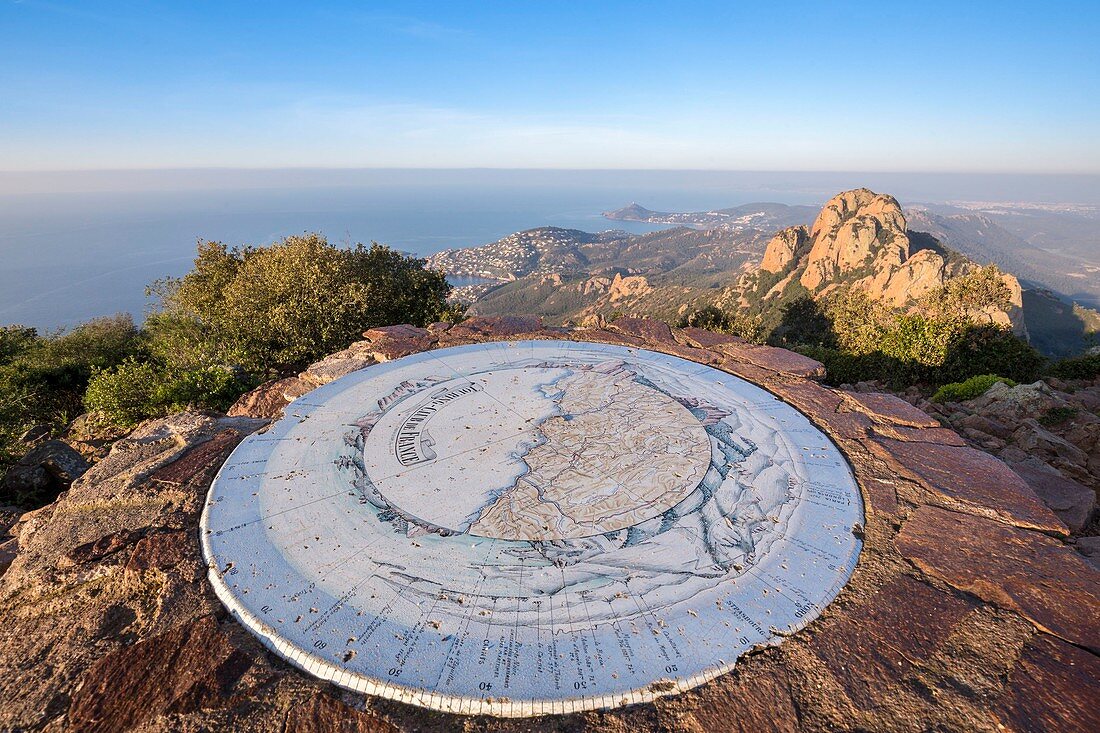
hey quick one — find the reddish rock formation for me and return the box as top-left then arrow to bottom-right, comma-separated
759,226 -> 811,275
1,317 -> 1096,732
916,377 -> 1100,538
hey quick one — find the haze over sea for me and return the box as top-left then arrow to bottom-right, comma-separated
3,169 -> 1099,331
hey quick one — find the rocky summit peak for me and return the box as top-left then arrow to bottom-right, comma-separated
801,188 -> 910,294
1,319 -> 1096,731
809,188 -> 906,241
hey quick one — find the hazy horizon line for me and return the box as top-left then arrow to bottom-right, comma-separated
5,166 -> 1100,174
3,167 -> 1099,203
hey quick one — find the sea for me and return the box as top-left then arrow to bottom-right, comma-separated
2,169 -> 1096,331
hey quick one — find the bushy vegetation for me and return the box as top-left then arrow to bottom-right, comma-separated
84,360 -> 253,427
1,234 -> 457,501
0,316 -> 143,490
678,305 -> 767,343
88,233 -> 455,426
0,316 -> 143,427
147,234 -> 456,374
932,375 -> 1017,403
1048,352 -> 1100,380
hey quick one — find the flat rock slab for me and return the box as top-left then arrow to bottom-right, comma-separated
807,574 -> 979,712
1010,461 -> 1096,532
840,391 -> 942,428
896,505 -> 1100,653
872,438 -> 1068,535
66,615 -> 261,733
992,633 -> 1100,732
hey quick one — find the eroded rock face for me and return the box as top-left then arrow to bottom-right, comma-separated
760,226 -> 810,274
801,189 -> 910,293
1,317 -> 1096,733
880,247 -> 946,306
607,272 -> 653,302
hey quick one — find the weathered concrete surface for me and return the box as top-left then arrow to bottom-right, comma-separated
1,316 -> 1097,733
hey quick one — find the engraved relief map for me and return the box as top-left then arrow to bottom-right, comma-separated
201,340 -> 864,717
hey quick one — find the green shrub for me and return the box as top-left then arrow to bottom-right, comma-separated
796,346 -> 921,388
771,297 -> 834,348
1048,353 -> 1100,380
0,316 -> 144,488
0,384 -> 35,468
3,315 -> 142,394
83,359 -> 161,426
0,326 -> 37,364
679,306 -> 767,344
932,374 -> 1017,403
937,324 -> 1044,384
1039,406 -> 1078,427
150,234 -> 453,374
155,365 -> 253,413
84,359 -> 254,427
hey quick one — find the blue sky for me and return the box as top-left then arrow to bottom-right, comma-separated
2,0 -> 1098,172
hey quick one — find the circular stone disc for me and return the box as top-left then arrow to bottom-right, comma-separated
201,340 -> 864,717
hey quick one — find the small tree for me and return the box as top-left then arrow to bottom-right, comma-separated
679,306 -> 767,343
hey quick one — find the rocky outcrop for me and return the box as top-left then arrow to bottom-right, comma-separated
607,272 -> 652,302
1,317 -> 1097,732
759,226 -> 810,274
880,247 -> 948,305
737,188 -> 1028,335
850,375 -> 1100,538
800,189 -> 910,294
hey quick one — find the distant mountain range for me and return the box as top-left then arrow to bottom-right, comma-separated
427,193 -> 1100,357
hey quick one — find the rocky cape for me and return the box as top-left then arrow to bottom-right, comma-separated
1,316 -> 1097,732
